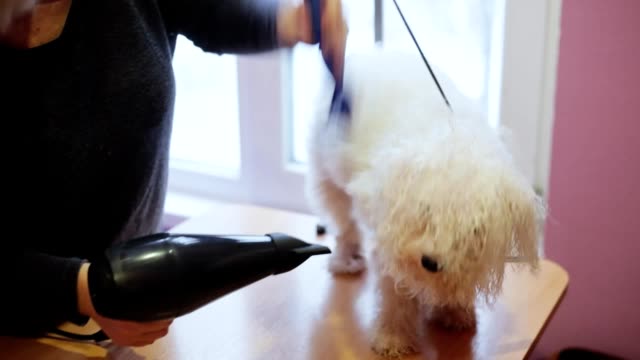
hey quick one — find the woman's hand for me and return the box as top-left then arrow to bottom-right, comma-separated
91,312 -> 172,347
0,0 -> 37,32
77,263 -> 173,347
277,0 -> 348,82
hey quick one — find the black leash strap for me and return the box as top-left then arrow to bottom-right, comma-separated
391,0 -> 452,111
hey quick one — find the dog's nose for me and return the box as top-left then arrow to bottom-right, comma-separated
421,255 -> 441,273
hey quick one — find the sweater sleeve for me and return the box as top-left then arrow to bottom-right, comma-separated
158,0 -> 280,54
0,248 -> 88,337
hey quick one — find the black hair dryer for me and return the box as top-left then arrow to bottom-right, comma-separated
87,232 -> 331,322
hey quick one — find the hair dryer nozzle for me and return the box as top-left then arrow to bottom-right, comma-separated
268,233 -> 331,274
293,244 -> 331,256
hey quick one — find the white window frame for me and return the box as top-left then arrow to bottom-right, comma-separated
490,0 -> 563,201
165,0 -> 563,217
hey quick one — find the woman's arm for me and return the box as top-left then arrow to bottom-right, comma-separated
157,0 -> 347,80
0,249 -> 88,336
158,0 -> 284,54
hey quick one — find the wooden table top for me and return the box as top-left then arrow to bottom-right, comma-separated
0,202 -> 569,359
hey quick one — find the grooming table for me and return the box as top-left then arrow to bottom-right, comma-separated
0,201 -> 568,359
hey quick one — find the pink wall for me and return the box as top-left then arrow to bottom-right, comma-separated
534,0 -> 640,358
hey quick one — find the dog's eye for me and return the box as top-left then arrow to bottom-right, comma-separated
421,255 -> 441,273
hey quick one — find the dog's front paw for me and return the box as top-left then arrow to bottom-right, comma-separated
429,305 -> 476,331
371,329 -> 419,358
328,253 -> 366,274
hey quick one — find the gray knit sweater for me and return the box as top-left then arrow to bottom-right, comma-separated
0,0 -> 279,336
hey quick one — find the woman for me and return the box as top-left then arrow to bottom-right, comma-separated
0,0 -> 346,346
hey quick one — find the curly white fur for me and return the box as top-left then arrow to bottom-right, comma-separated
306,48 -> 545,357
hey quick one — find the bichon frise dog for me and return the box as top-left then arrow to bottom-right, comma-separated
305,48 -> 545,357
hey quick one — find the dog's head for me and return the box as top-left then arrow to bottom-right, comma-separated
349,116 -> 545,307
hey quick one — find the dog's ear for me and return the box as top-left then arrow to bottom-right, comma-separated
505,186 -> 545,271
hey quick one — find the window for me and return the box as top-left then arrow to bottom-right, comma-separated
170,35 -> 241,178
166,0 -> 561,216
381,0 -> 496,110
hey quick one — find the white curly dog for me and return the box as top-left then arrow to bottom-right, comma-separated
305,48 -> 545,357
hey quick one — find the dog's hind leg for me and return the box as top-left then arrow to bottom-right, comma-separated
313,176 -> 366,274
